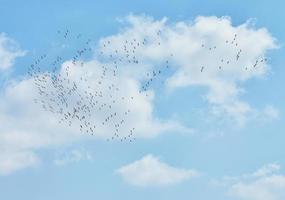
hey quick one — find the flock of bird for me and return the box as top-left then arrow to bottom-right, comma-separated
200,33 -> 266,72
27,29 -> 266,142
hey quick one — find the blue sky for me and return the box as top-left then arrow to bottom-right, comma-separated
0,0 -> 285,200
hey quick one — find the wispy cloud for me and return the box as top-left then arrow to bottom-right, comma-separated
53,149 -> 93,166
0,33 -> 26,70
0,151 -> 40,175
213,163 -> 285,200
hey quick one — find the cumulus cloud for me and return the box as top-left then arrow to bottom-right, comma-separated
214,163 -> 285,200
0,33 -> 26,70
0,14 -> 278,174
116,154 -> 199,187
0,53 -> 188,175
101,14 -> 277,125
0,78 -> 82,175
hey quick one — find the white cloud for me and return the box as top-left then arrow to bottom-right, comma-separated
0,14 -> 278,174
260,105 -> 280,121
252,163 -> 281,177
0,33 -> 26,70
101,15 -> 277,125
215,163 -> 285,200
0,151 -> 40,175
116,154 -> 199,187
229,175 -> 285,200
53,149 -> 93,166
0,58 -> 188,175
